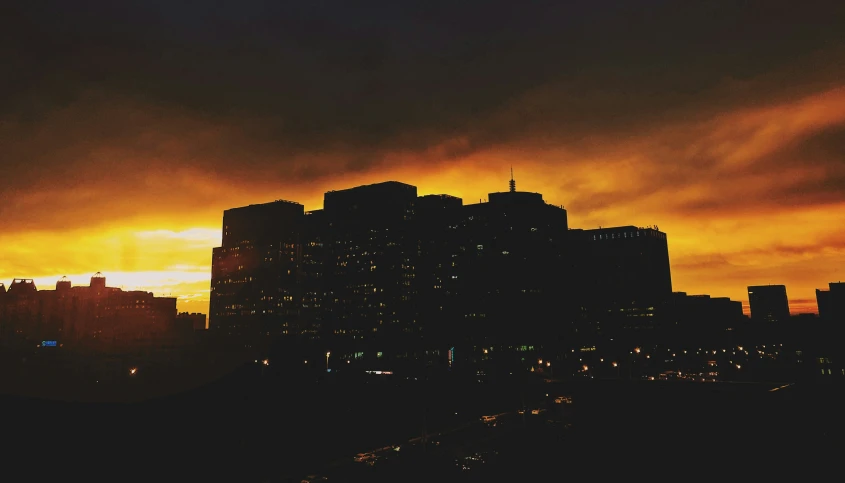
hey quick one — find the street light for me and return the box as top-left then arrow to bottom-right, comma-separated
630,349 -> 641,380
326,351 -> 331,372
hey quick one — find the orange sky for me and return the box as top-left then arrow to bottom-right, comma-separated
3,85 -> 845,315
3,2 -> 845,316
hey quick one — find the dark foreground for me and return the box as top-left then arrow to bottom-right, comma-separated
3,368 -> 843,481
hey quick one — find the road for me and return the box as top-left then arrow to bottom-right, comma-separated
298,407 -> 550,481
294,379 -> 815,482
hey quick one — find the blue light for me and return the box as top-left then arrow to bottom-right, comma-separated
42,340 -> 57,347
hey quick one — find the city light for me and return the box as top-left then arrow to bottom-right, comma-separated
262,359 -> 269,366
612,362 -> 618,367
634,347 -> 641,354
129,368 -> 137,375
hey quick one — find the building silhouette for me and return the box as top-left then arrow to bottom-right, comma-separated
209,200 -> 305,338
210,177 -> 676,353
0,273 -> 178,351
177,312 -> 208,331
451,178 -> 571,346
747,285 -> 790,323
662,292 -> 745,345
568,225 -> 673,338
321,182 -> 419,346
816,282 -> 845,323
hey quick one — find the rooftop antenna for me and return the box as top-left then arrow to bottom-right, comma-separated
509,167 -> 516,192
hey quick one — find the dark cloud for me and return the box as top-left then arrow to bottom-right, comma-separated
2,0 -> 845,231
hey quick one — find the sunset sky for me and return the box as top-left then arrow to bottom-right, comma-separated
3,1 -> 845,315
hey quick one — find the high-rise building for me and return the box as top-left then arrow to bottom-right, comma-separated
321,182 -> 419,345
209,200 -> 305,338
817,282 -> 845,322
572,226 -> 673,333
299,209 -> 327,341
415,194 -> 465,346
450,178 -> 570,346
209,177 -> 675,354
747,285 -> 790,323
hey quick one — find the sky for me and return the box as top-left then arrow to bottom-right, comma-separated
2,0 -> 845,315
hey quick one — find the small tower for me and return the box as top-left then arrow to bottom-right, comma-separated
56,276 -> 72,291
509,167 -> 516,192
90,272 -> 106,291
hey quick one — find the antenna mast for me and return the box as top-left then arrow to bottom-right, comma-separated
509,167 -> 516,192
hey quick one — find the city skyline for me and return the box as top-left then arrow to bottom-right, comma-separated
3,174 -> 837,316
4,1 -> 845,315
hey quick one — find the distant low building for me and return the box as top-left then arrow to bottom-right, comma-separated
0,273 -> 178,351
177,312 -> 207,331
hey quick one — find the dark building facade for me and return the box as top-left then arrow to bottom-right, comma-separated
0,273 -> 178,351
177,312 -> 207,331
450,185 -> 571,346
816,282 -> 845,323
570,226 -> 673,336
748,285 -> 790,323
320,182 -> 419,347
210,178 -> 676,355
662,292 -> 745,344
209,200 -> 305,338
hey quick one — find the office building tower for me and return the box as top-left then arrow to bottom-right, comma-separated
817,282 -> 845,323
747,285 -> 790,323
210,175 -> 675,356
573,226 -> 672,332
209,200 -> 305,337
451,177 -> 570,345
321,181 -> 419,345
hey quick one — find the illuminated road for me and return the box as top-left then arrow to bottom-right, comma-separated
290,379 -> 799,481
769,383 -> 795,392
304,410 -> 515,480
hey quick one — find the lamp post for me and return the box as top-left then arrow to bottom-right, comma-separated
326,351 -> 331,372
630,347 -> 640,380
